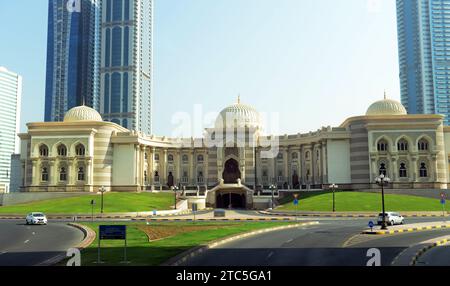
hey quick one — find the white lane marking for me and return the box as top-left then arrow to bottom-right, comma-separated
0,252 -> 6,255
24,240 -> 30,244
266,251 -> 274,260
32,232 -> 36,235
285,239 -> 293,244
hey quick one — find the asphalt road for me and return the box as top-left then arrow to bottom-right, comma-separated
416,243 -> 450,266
183,217 -> 450,266
0,220 -> 84,266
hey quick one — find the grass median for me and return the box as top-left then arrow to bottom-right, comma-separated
277,191 -> 450,212
74,221 -> 296,266
0,192 -> 173,215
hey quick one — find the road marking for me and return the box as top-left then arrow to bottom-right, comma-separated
0,252 -> 6,255
32,232 -> 36,235
285,239 -> 293,244
266,251 -> 274,260
24,240 -> 30,244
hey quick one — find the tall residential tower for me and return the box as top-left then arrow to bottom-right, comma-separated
45,0 -> 101,122
100,0 -> 153,134
396,0 -> 450,124
0,67 -> 22,193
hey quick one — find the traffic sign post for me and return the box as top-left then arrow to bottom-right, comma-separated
293,194 -> 299,221
368,221 -> 374,232
440,193 -> 446,219
90,199 -> 95,222
97,225 -> 129,264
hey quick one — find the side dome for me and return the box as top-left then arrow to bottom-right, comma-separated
64,105 -> 103,122
215,98 -> 262,129
366,95 -> 407,116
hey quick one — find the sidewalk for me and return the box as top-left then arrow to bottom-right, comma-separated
261,210 -> 447,218
363,220 -> 450,235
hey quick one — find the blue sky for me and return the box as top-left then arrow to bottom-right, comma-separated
0,0 -> 399,136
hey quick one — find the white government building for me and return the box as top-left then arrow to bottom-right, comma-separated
17,96 -> 450,209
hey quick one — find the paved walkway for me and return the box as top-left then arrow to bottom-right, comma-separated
363,220 -> 450,235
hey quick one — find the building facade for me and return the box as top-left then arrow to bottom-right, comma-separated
18,96 -> 450,209
100,0 -> 154,134
45,0 -> 101,122
396,0 -> 450,124
0,67 -> 22,194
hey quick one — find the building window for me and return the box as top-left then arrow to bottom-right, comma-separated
277,153 -> 283,160
399,163 -> 407,178
418,139 -> 429,151
144,171 -> 147,183
41,167 -> 49,182
39,145 -> 49,157
379,163 -> 387,176
154,154 -> 160,161
377,140 -> 388,151
305,151 -> 310,159
168,154 -> 174,162
182,155 -> 188,163
144,153 -> 148,160
397,139 -> 408,151
77,167 -> 85,181
292,152 -> 298,160
75,144 -> 86,156
59,167 -> 67,181
57,144 -> 67,157
419,163 -> 428,178
197,155 -> 204,163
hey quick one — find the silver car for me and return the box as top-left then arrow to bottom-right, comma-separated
377,212 -> 404,226
26,212 -> 48,225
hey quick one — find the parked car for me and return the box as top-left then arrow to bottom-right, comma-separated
26,212 -> 48,225
377,212 -> 404,226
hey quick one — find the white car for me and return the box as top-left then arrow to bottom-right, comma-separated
26,212 -> 48,225
377,212 -> 404,226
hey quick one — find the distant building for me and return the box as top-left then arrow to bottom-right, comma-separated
44,0 -> 101,122
396,0 -> 450,124
100,0 -> 154,134
9,154 -> 22,193
0,67 -> 22,194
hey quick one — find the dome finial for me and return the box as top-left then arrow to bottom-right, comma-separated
237,94 -> 241,104
384,90 -> 387,100
81,96 -> 86,106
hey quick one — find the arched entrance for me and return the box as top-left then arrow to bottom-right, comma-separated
167,172 -> 174,187
292,171 -> 300,188
216,192 -> 246,209
222,159 -> 241,184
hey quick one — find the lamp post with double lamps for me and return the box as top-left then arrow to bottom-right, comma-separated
329,184 -> 338,212
171,185 -> 179,210
375,173 -> 390,230
98,186 -> 107,214
269,184 -> 276,209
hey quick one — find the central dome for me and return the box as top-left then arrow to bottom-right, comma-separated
64,105 -> 103,122
366,94 -> 407,116
215,97 -> 261,129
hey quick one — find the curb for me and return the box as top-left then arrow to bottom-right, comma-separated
410,238 -> 450,266
35,223 -> 96,266
259,210 -> 447,218
162,221 -> 319,266
132,217 -> 297,222
363,224 -> 450,235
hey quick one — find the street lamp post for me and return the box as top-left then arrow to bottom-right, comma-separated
375,173 -> 390,230
269,184 -> 276,209
99,186 -> 106,214
172,186 -> 179,210
329,184 -> 338,212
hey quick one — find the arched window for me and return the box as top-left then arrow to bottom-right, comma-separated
41,167 -> 49,182
277,153 -> 283,160
144,153 -> 148,160
399,163 -> 407,178
377,140 -> 388,151
144,171 -> 148,183
305,151 -> 310,159
419,163 -> 428,178
77,167 -> 85,181
262,169 -> 268,177
59,167 -> 67,181
418,139 -> 429,151
182,155 -> 188,163
154,171 -> 159,178
75,144 -> 86,156
197,155 -> 204,162
292,152 -> 298,160
198,171 -> 204,178
39,145 -> 49,157
154,154 -> 160,161
168,154 -> 174,162
57,144 -> 67,157
397,139 -> 408,151
379,163 -> 387,176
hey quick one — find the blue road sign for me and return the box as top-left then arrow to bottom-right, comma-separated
99,225 -> 126,240
368,221 -> 374,228
153,210 -> 157,216
293,199 -> 299,206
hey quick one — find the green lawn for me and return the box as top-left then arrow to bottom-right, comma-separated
72,221 -> 294,266
277,191 -> 449,212
0,192 -> 173,214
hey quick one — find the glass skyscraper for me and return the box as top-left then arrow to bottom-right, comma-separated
0,67 -> 22,193
45,0 -> 101,122
100,0 -> 153,134
397,0 -> 450,124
